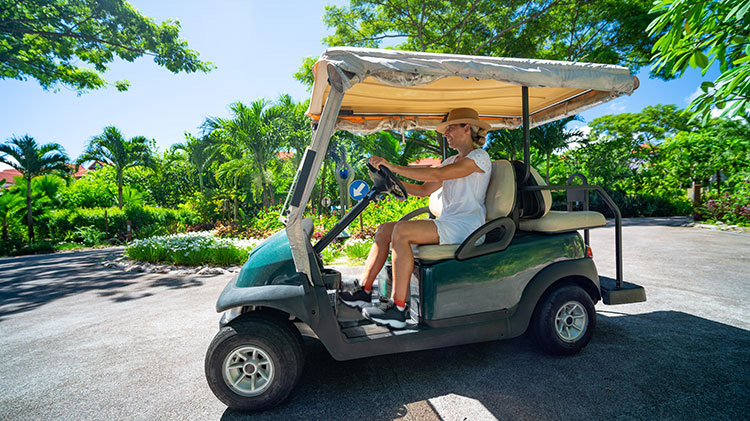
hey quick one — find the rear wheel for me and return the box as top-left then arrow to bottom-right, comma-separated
205,314 -> 305,411
531,284 -> 596,355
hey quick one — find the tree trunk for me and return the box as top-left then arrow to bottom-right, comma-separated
2,219 -> 8,241
26,177 -> 34,242
198,172 -> 205,194
117,169 -> 124,208
546,151 -> 551,184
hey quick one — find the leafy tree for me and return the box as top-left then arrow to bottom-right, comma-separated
296,0 -> 655,86
0,135 -> 69,241
532,116 -> 582,183
661,119 -> 750,186
78,126 -> 153,208
648,0 -> 750,123
0,0 -> 214,93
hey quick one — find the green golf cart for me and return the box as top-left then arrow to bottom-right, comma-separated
204,47 -> 647,411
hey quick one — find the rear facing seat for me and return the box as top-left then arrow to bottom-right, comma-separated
517,166 -> 605,233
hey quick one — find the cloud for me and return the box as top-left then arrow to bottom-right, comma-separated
685,87 -> 702,105
606,100 -> 627,113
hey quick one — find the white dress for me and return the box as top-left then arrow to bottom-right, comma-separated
432,148 -> 492,245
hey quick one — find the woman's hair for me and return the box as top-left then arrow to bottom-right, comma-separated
465,124 -> 487,147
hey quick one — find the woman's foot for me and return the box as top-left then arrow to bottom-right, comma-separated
362,300 -> 406,329
339,280 -> 372,309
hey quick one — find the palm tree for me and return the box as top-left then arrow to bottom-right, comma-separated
78,126 -> 153,208
275,94 -> 311,169
205,100 -> 283,208
173,133 -> 219,194
487,129 -> 525,161
531,116 -> 583,183
0,135 -> 69,241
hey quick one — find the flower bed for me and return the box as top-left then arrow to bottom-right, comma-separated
125,231 -> 260,266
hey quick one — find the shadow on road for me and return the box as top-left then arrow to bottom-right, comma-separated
219,311 -> 750,420
0,249 -> 205,321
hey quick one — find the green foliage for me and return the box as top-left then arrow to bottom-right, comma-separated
0,0 -> 214,93
0,135 -> 70,241
342,238 -> 373,262
77,126 -> 154,208
125,232 -> 258,266
75,225 -> 105,246
648,0 -> 750,123
60,166 -> 117,208
44,205 -> 199,243
296,0 -> 655,86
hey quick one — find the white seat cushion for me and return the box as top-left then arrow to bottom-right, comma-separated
519,210 -> 605,233
413,244 -> 459,261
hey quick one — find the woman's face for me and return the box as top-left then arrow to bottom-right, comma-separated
443,124 -> 471,149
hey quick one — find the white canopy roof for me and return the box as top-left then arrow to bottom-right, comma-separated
307,47 -> 639,133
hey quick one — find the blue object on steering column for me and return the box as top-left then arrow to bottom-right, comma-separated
349,180 -> 370,201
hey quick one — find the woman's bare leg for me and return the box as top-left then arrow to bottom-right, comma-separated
390,220 -> 440,304
359,221 -> 396,290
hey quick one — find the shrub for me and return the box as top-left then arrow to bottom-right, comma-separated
342,237 -> 373,261
125,231 -> 260,266
701,192 -> 750,226
44,205 -> 200,242
75,225 -> 105,246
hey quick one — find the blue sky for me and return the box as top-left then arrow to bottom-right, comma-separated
0,0 -> 720,166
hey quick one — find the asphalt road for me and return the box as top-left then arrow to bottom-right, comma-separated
1,218 -> 748,420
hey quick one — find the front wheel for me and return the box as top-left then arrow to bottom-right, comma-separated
205,314 -> 305,411
531,284 -> 596,355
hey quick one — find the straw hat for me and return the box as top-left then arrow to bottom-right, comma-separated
436,108 -> 491,134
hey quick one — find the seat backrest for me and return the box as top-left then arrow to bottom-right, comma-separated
428,160 -> 516,221
511,161 -> 552,219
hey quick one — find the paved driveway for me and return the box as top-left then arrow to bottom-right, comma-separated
1,218 -> 748,420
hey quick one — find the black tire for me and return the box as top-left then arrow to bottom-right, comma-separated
531,284 -> 596,356
204,313 -> 305,412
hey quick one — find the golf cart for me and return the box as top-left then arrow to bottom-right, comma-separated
204,47 -> 647,411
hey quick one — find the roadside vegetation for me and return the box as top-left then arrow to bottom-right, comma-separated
1,0 -> 748,262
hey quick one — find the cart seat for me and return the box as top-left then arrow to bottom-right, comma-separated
414,159 -> 516,261
518,166 -> 606,233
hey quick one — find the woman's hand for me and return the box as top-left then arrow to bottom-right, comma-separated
368,156 -> 394,171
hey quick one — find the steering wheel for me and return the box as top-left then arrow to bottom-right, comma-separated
367,162 -> 409,201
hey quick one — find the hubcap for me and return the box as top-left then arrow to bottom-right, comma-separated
223,345 -> 274,397
554,301 -> 588,343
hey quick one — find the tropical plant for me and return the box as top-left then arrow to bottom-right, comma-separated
205,100 -> 283,208
532,116 -> 582,183
0,135 -> 69,241
78,126 -> 153,208
173,133 -> 219,194
0,191 -> 24,240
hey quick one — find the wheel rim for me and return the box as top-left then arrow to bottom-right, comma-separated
554,301 -> 588,343
222,345 -> 275,397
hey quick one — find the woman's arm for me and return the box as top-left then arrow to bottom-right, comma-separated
402,180 -> 442,198
372,157 -> 483,183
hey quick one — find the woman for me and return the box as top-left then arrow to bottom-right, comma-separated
340,108 -> 492,329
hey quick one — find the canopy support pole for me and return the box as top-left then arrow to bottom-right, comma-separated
522,86 -> 531,184
286,65 -> 345,282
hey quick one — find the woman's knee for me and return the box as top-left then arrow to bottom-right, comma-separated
375,221 -> 397,243
390,221 -> 410,245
